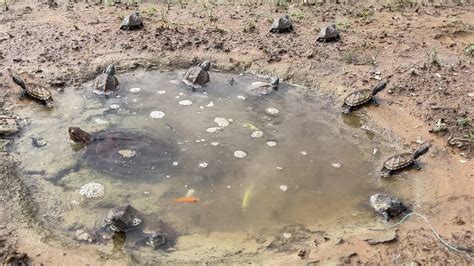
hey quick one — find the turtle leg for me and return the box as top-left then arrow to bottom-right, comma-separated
19,90 -> 27,100
342,104 -> 352,114
44,99 -> 54,108
371,97 -> 379,106
381,168 -> 392,178
413,161 -> 421,170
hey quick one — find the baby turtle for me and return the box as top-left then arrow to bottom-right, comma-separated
245,77 -> 280,97
370,194 -> 407,221
270,15 -> 293,33
67,127 -> 177,179
105,204 -> 142,232
92,64 -> 120,97
316,24 -> 340,42
381,143 -> 430,177
120,11 -> 144,30
8,69 -> 54,108
182,60 -> 211,91
342,81 -> 387,114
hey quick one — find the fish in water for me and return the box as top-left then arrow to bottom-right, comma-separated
175,197 -> 199,203
242,186 -> 253,211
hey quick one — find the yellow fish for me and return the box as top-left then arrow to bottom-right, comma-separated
242,186 -> 254,211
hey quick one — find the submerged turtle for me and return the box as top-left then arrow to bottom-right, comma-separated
182,60 -> 211,91
92,64 -> 120,97
342,81 -> 387,114
381,143 -> 430,177
270,15 -> 293,33
370,194 -> 407,221
316,24 -> 340,42
8,69 -> 54,108
245,77 -> 280,97
67,127 -> 176,179
120,11 -> 144,30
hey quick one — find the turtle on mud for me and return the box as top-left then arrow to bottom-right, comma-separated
92,64 -> 120,97
370,194 -> 408,221
245,77 -> 280,97
270,15 -> 293,33
182,60 -> 211,91
381,143 -> 430,178
67,127 -> 177,179
342,81 -> 387,114
0,115 -> 19,136
8,69 -> 54,108
316,24 -> 340,42
120,11 -> 144,30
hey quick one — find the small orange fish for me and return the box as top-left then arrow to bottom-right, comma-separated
174,197 -> 199,203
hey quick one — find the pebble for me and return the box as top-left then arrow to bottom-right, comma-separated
237,95 -> 246,100
118,149 -> 136,158
282,232 -> 292,239
169,80 -> 180,85
210,142 -> 220,146
234,150 -> 247,158
301,151 -> 308,156
206,127 -> 221,133
130,87 -> 141,93
110,104 -> 120,110
468,92 -> 474,98
205,101 -> 214,107
157,90 -> 166,94
331,162 -> 342,168
214,117 -> 230,127
172,161 -> 179,166
179,100 -> 193,106
186,189 -> 196,197
31,136 -> 47,147
276,166 -> 283,170
149,111 -> 165,119
266,141 -> 277,147
265,108 -> 280,115
251,131 -> 264,138
79,182 -> 105,199
280,185 -> 288,192
199,162 -> 209,168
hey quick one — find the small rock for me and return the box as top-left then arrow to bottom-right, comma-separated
199,162 -> 209,168
282,232 -> 292,239
251,131 -> 264,138
31,136 -> 47,147
157,90 -> 166,94
265,108 -> 280,116
129,87 -> 141,92
234,150 -> 247,158
214,117 -> 230,127
301,151 -> 308,156
279,185 -> 288,192
331,162 -> 342,168
363,230 -> 397,245
266,141 -> 277,147
110,104 -> 120,110
179,100 -> 193,106
452,216 -> 465,226
297,249 -> 307,259
149,111 -> 165,119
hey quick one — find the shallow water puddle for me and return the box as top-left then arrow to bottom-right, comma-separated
13,70 -> 393,251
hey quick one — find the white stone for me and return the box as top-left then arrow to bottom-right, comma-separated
214,117 -> 230,127
234,150 -> 247,158
301,151 -> 308,156
206,127 -> 221,133
110,104 -> 120,110
157,90 -> 166,94
205,101 -> 214,107
282,232 -> 292,239
149,111 -> 165,119
130,87 -> 141,92
266,141 -> 277,147
279,185 -> 288,192
265,108 -> 280,115
118,149 -> 136,158
331,163 -> 342,168
172,161 -> 179,166
179,100 -> 193,106
79,182 -> 105,199
237,95 -> 246,100
211,142 -> 220,146
251,131 -> 264,138
199,162 -> 209,168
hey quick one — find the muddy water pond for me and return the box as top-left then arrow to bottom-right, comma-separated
12,70 -> 406,257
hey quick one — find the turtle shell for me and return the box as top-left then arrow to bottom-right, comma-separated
121,12 -> 143,29
183,67 -> 210,87
383,152 -> 414,171
317,24 -> 340,41
343,89 -> 373,107
271,15 -> 292,31
26,83 -> 52,101
82,129 -> 176,179
93,74 -> 120,96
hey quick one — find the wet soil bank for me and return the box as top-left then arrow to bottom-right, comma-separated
0,1 -> 473,264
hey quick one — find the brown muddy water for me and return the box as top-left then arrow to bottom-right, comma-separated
11,70 -> 406,256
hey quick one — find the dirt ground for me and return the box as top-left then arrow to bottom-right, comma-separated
0,0 -> 473,264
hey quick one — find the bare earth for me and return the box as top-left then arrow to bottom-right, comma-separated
0,1 -> 473,265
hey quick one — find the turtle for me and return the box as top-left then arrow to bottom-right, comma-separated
381,143 -> 430,177
342,81 -> 387,114
67,127 -> 177,179
0,115 -> 19,136
182,60 -> 211,91
370,194 -> 407,221
104,204 -> 142,233
120,11 -> 144,30
270,15 -> 293,33
92,64 -> 120,97
245,77 -> 280,97
316,23 -> 340,42
8,69 -> 54,108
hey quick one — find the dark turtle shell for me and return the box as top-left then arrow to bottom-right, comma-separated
26,83 -> 53,101
82,129 -> 176,179
93,74 -> 120,96
343,89 -> 373,107
121,11 -> 143,29
183,67 -> 210,87
383,152 -> 414,171
317,24 -> 340,42
270,15 -> 293,32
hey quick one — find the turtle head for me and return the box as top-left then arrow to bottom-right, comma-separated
413,143 -> 430,159
270,76 -> 280,90
105,64 -> 116,75
372,81 -> 387,95
200,60 -> 211,71
69,127 -> 91,144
